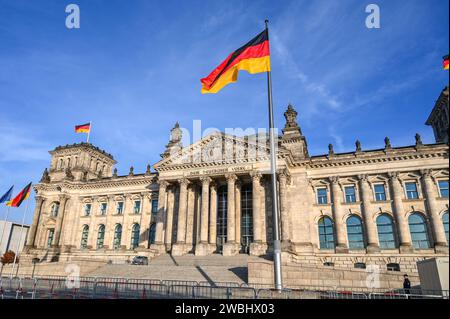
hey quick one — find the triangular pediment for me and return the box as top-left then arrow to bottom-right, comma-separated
154,132 -> 286,171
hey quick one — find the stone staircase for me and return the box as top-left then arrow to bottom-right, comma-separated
85,254 -> 265,284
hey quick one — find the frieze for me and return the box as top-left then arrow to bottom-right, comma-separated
186,165 -> 253,177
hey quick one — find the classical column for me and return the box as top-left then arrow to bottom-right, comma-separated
138,192 -> 151,249
196,177 -> 211,256
223,173 -> 239,256
172,178 -> 189,256
251,172 -> 262,243
164,186 -> 175,250
26,196 -> 45,248
421,169 -> 448,250
53,194 -> 69,247
209,183 -> 217,246
153,180 -> 168,249
358,175 -> 380,252
329,176 -> 348,252
235,180 -> 242,247
389,172 -> 413,252
279,170 -> 290,243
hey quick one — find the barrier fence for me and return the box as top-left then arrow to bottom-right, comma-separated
0,276 -> 448,300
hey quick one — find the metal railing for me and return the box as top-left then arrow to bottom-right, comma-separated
0,276 -> 448,300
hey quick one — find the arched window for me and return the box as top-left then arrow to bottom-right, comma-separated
347,215 -> 365,249
113,224 -> 122,249
97,224 -> 105,249
443,212 -> 449,244
131,223 -> 140,249
376,214 -> 397,249
318,217 -> 335,249
59,158 -> 64,169
148,223 -> 156,247
67,158 -> 71,168
409,213 -> 430,249
50,202 -> 60,218
80,225 -> 89,249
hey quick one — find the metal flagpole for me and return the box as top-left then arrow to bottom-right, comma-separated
87,121 -> 92,143
10,197 -> 30,279
265,19 -> 283,291
0,206 -> 11,255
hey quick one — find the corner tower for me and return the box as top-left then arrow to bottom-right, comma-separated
46,143 -> 116,182
426,86 -> 449,144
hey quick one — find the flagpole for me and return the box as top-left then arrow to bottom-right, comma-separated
265,19 -> 283,291
10,197 -> 30,279
87,121 -> 92,144
0,206 -> 11,255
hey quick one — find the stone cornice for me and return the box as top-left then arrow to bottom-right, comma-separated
50,142 -> 116,163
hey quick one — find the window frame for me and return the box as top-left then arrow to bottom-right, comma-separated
443,212 -> 449,244
373,183 -> 387,202
151,199 -> 159,214
133,200 -> 141,214
80,225 -> 89,249
316,187 -> 328,205
376,214 -> 397,250
130,223 -> 141,249
97,224 -> 105,249
116,201 -> 124,215
47,228 -> 55,248
408,212 -> 431,249
318,216 -> 335,250
438,180 -> 449,198
84,203 -> 92,216
100,202 -> 108,215
344,185 -> 357,203
346,215 -> 366,250
405,181 -> 419,200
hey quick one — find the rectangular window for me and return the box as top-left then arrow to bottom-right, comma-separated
133,200 -> 141,214
47,229 -> 55,248
345,186 -> 357,203
84,204 -> 92,216
100,203 -> 107,215
374,184 -> 387,201
317,188 -> 328,204
116,202 -> 124,215
438,180 -> 449,198
151,199 -> 158,214
405,182 -> 419,199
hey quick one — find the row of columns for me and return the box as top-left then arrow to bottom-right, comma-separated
329,171 -> 448,253
153,172 -> 289,256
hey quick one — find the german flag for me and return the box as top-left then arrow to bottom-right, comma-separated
6,182 -> 32,208
75,123 -> 91,133
443,55 -> 449,70
201,29 -> 270,94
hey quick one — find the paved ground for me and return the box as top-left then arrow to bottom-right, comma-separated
86,254 -> 265,284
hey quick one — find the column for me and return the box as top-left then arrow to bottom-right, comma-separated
153,180 -> 168,249
329,176 -> 348,252
209,183 -> 217,246
223,173 -> 239,256
196,177 -> 211,256
358,175 -> 380,252
421,169 -> 448,249
389,172 -> 413,252
279,171 -> 290,243
185,185 -> 195,247
251,172 -> 262,243
138,192 -> 151,249
53,195 -> 69,247
103,195 -> 115,249
235,180 -> 242,247
172,178 -> 189,256
26,196 -> 45,248
164,187 -> 175,250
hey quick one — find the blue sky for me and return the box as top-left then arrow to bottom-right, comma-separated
0,0 -> 448,224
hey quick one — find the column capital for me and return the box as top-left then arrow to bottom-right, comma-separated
420,169 -> 433,179
358,174 -> 369,183
200,176 -> 212,185
225,173 -> 238,182
328,176 -> 340,184
158,180 -> 169,189
58,194 -> 69,202
35,195 -> 45,203
250,171 -> 262,182
278,169 -> 291,185
178,178 -> 190,187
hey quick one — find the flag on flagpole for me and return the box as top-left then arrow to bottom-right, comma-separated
0,186 -> 14,204
6,183 -> 32,207
443,55 -> 449,70
75,123 -> 91,133
200,29 -> 271,94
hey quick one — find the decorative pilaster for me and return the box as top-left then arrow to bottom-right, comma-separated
329,176 -> 348,252
388,172 -> 413,252
358,175 -> 380,252
235,180 -> 242,247
279,170 -> 290,243
53,194 -> 69,248
249,172 -> 267,256
209,183 -> 217,246
421,169 -> 448,251
164,187 -> 175,251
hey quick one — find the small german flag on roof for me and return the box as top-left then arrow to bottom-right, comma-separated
75,123 -> 91,133
443,55 -> 449,70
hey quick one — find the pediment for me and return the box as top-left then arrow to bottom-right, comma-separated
154,132 -> 284,171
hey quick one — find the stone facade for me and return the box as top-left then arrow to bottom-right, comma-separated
23,88 -> 449,276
